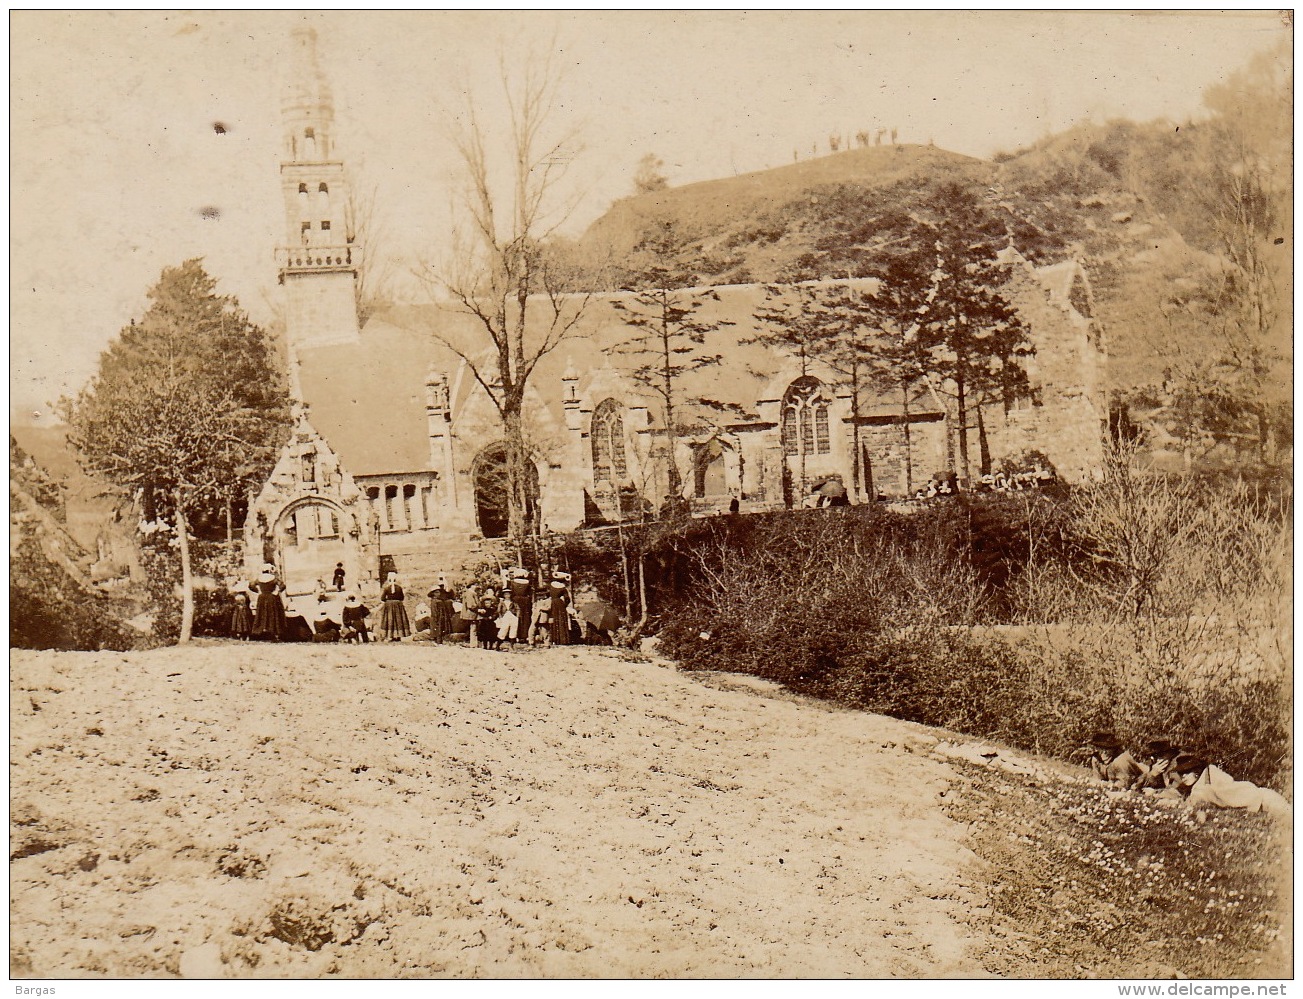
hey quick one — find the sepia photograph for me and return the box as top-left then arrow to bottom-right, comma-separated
9,10 -> 1293,981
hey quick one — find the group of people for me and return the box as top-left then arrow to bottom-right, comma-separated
228,565 -> 406,644
1084,733 -> 1208,798
975,467 -> 1056,493
418,567 -> 583,649
228,563 -> 589,649
1083,732 -> 1289,817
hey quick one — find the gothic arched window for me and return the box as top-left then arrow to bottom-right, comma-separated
781,376 -> 831,458
591,399 -> 628,486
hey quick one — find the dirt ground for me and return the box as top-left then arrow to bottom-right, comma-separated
11,642 -> 998,979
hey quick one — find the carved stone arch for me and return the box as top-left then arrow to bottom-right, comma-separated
272,493 -> 351,527
269,494 -> 359,598
471,441 -> 540,539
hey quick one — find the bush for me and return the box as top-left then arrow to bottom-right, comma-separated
653,458 -> 1292,791
10,535 -> 140,651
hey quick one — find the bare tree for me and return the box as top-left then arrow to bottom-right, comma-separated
343,172 -> 395,327
422,52 -> 594,541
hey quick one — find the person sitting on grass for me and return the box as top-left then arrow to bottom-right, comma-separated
1131,738 -> 1181,791
1157,752 -> 1209,802
1084,732 -> 1146,787
311,606 -> 341,643
341,593 -> 370,644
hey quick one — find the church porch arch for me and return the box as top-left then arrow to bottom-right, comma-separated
269,495 -> 361,598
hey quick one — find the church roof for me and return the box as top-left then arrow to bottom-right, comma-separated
295,280 -> 950,478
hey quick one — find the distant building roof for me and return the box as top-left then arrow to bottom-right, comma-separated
294,280 -> 961,478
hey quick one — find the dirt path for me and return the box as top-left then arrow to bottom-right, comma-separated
11,644 -> 995,978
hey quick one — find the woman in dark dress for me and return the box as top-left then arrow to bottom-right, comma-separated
507,568 -> 532,646
376,572 -> 411,641
427,576 -> 455,643
548,571 -> 572,646
251,564 -> 287,641
229,586 -> 253,640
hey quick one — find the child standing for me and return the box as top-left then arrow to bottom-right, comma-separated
230,587 -> 253,640
476,590 -> 499,649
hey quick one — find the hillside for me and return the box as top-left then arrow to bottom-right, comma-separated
580,144 -> 991,287
575,123 -> 1290,406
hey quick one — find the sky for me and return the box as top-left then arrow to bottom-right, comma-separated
9,10 -> 1291,420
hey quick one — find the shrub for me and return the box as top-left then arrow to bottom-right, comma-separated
654,456 -> 1292,791
10,535 -> 140,651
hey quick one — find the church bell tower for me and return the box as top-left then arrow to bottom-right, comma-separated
277,27 -> 361,353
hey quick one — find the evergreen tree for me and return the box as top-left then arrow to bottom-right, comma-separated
900,185 -> 1034,483
610,224 -> 732,500
62,259 -> 290,642
750,282 -> 875,496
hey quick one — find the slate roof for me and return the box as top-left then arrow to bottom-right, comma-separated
294,267 -> 1075,479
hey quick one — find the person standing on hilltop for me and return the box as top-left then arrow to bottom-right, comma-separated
376,572 -> 411,642
251,563 -> 286,641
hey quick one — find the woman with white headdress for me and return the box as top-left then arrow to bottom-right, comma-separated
376,571 -> 411,642
427,575 -> 455,644
251,563 -> 286,641
547,571 -> 573,646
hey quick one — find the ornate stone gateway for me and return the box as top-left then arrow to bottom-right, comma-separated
271,496 -> 354,598
245,409 -> 380,596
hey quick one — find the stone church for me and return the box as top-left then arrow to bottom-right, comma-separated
246,29 -> 1107,598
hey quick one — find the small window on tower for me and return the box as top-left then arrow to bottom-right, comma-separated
298,183 -> 308,194
301,221 -> 311,232
320,220 -> 331,231
318,183 -> 329,194
304,127 -> 315,140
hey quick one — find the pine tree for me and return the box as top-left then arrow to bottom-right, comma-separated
610,225 -> 732,500
887,185 -> 1034,484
